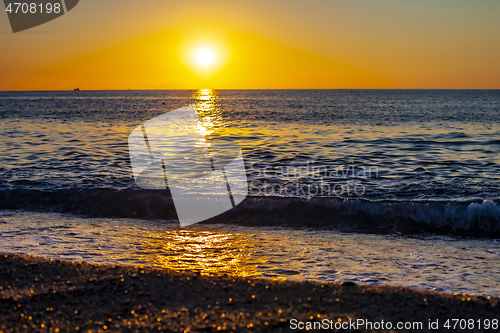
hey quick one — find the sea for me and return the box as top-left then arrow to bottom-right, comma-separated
0,89 -> 499,296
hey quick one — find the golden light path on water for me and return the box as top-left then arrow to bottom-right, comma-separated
135,90 -> 264,276
134,229 -> 275,279
194,89 -> 226,137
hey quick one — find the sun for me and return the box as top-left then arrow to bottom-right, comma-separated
178,35 -> 232,79
193,47 -> 217,69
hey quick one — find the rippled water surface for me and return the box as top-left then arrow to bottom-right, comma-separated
1,89 -> 499,201
1,211 -> 499,297
1,90 -> 500,295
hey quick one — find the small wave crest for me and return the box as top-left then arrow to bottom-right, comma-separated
221,197 -> 500,237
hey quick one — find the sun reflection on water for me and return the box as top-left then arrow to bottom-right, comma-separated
136,229 -> 279,279
193,89 -> 226,138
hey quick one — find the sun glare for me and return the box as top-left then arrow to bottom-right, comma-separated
179,35 -> 232,79
194,47 -> 217,68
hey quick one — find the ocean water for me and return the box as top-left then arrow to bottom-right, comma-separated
0,89 -> 499,198
0,89 -> 499,233
0,89 -> 499,294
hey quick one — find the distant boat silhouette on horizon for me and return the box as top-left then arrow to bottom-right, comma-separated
73,88 -> 80,91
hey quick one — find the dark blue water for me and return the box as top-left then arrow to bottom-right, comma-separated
1,89 -> 499,235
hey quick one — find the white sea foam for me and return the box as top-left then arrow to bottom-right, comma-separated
1,210 -> 499,297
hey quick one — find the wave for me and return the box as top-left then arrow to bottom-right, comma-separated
1,189 -> 499,238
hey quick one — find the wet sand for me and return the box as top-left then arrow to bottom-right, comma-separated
1,253 -> 498,332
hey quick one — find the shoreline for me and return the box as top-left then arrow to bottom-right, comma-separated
1,253 -> 499,332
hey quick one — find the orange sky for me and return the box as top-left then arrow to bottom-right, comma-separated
1,0 -> 499,90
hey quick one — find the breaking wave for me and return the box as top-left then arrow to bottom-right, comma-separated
1,188 -> 499,238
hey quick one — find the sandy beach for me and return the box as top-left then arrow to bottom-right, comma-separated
1,253 -> 498,332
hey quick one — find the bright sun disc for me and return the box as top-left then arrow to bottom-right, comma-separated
194,47 -> 217,68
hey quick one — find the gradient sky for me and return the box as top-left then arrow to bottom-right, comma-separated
1,0 -> 499,90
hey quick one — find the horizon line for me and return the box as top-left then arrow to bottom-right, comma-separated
1,88 -> 500,92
